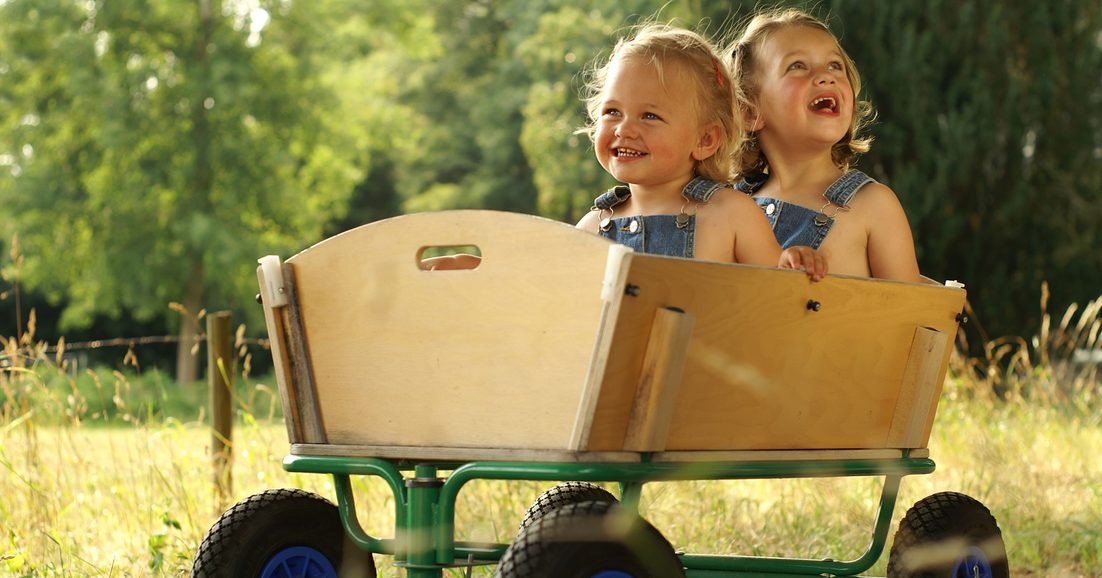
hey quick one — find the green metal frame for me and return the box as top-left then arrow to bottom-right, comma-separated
283,452 -> 934,578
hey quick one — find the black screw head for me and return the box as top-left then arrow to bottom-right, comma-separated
806,299 -> 821,312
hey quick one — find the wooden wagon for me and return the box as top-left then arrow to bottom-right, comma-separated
192,210 -> 1006,578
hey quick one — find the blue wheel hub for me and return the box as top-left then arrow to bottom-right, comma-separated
260,546 -> 338,578
952,546 -> 993,578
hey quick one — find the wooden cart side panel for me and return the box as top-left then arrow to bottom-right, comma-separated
285,210 -> 615,450
584,256 -> 965,451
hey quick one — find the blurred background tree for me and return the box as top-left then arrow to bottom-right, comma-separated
1,0 -> 1099,379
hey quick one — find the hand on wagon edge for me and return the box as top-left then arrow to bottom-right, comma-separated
778,245 -> 827,282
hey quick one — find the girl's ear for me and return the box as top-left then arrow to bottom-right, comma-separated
692,122 -> 724,161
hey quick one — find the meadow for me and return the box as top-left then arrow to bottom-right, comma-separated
2,290 -> 1101,577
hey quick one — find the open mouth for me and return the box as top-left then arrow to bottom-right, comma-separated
614,147 -> 647,158
809,96 -> 838,113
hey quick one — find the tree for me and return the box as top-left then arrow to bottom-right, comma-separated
821,0 -> 1102,341
0,0 -> 363,381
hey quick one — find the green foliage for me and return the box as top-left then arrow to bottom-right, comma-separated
817,0 -> 1102,340
1,0 -> 1100,346
0,0 -> 363,335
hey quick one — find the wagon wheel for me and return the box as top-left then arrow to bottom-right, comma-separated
518,482 -> 619,532
887,491 -> 1008,578
495,500 -> 684,578
192,488 -> 376,578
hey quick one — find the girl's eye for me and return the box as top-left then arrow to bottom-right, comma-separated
786,61 -> 806,72
828,61 -> 844,71
602,108 -> 621,117
643,112 -> 661,120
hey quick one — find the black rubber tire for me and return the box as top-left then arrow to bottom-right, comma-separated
191,488 -> 376,578
495,500 -> 685,578
887,491 -> 1009,578
518,482 -> 619,532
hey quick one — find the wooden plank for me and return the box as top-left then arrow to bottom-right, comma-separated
286,211 -> 614,450
257,262 -> 301,444
623,307 -> 695,452
288,444 -> 930,464
569,245 -> 634,450
651,448 -> 908,463
289,443 -> 642,464
887,327 -> 950,448
281,266 -> 326,443
583,255 -> 966,451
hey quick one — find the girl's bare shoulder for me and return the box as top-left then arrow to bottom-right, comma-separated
575,208 -> 602,233
706,184 -> 757,210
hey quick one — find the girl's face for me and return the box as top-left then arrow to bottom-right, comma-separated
750,25 -> 854,155
594,57 -> 716,195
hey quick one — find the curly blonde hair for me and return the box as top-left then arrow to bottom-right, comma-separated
725,8 -> 874,176
580,23 -> 742,182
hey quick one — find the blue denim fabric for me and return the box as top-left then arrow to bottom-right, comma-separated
739,170 -> 874,249
591,178 -> 730,259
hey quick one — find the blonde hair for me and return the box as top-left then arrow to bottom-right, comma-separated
581,23 -> 741,182
726,8 -> 874,175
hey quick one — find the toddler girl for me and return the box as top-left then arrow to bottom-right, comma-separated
726,9 -> 919,281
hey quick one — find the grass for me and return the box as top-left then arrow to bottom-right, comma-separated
2,392 -> 1099,577
1,285 -> 1101,577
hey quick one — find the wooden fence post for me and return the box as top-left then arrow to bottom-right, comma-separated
207,311 -> 233,500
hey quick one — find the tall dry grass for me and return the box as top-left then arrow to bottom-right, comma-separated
1,286 -> 1100,577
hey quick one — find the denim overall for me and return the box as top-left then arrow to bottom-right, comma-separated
737,170 -> 874,249
591,178 -> 729,259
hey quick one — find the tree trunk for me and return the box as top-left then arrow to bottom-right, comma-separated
175,257 -> 204,384
175,0 -> 216,385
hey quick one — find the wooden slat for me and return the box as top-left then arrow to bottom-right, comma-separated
257,262 -> 301,444
289,443 -> 641,464
281,266 -> 326,443
651,448 -> 909,463
887,327 -> 950,448
623,307 -> 695,452
568,246 -> 634,450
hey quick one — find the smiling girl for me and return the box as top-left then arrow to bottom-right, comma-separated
575,23 -> 826,278
727,9 -> 920,282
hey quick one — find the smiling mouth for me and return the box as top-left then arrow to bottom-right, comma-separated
809,96 -> 838,113
614,147 -> 647,158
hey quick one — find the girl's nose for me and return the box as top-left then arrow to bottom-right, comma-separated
615,119 -> 638,138
814,67 -> 837,85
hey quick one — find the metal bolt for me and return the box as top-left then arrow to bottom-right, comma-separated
806,299 -> 821,312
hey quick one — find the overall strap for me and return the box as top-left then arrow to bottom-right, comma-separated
735,171 -> 769,194
823,170 -> 875,207
682,177 -> 732,202
593,185 -> 631,210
